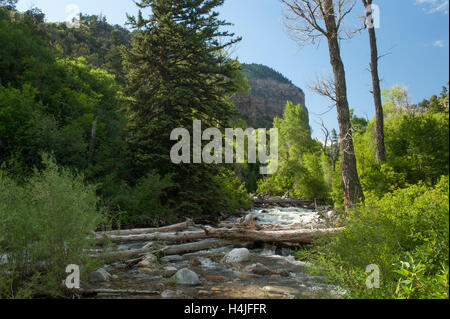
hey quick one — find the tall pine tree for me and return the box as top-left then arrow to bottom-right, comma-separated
124,0 -> 245,217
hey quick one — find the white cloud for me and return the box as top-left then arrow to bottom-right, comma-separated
415,0 -> 449,14
433,40 -> 446,47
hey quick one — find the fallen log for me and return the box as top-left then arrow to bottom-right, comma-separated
253,198 -> 313,205
97,220 -> 193,236
202,226 -> 343,244
79,288 -> 159,297
101,225 -> 342,246
91,247 -> 152,264
106,231 -> 209,244
155,239 -> 234,256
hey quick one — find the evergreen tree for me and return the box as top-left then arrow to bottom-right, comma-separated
124,0 -> 245,216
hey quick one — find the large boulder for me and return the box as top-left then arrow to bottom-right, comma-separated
222,248 -> 250,264
173,268 -> 200,285
90,268 -> 111,283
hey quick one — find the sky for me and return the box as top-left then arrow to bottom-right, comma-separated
16,0 -> 450,139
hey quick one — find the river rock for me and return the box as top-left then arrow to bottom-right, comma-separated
198,290 -> 210,297
139,267 -> 153,274
204,275 -> 227,281
161,289 -> 186,298
163,266 -> 178,278
263,285 -> 298,295
173,268 -> 200,285
138,253 -> 157,268
222,248 -> 250,264
245,263 -> 273,276
189,257 -> 201,266
90,268 -> 111,283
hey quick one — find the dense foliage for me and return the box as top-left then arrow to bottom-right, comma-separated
303,177 -> 449,298
257,101 -> 329,200
45,14 -> 131,84
300,86 -> 449,298
241,63 -> 294,86
123,0 -> 250,219
0,1 -> 448,299
0,155 -> 103,298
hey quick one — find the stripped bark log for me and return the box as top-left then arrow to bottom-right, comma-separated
155,239 -> 234,256
79,288 -> 159,297
91,247 -> 152,264
97,221 -> 193,236
202,226 -> 343,244
99,226 -> 343,246
253,198 -> 315,205
106,231 -> 208,244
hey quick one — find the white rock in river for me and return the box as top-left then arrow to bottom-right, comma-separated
222,248 -> 250,264
173,268 -> 200,285
90,268 -> 111,282
161,290 -> 186,298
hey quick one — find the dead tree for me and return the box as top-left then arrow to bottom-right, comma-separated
362,0 -> 386,162
282,0 -> 364,211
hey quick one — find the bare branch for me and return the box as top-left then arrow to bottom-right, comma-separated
309,73 -> 337,102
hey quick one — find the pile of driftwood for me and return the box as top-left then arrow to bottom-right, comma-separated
91,217 -> 342,264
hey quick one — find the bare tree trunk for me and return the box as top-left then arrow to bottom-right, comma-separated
203,226 -> 343,244
155,239 -> 234,256
96,220 -> 193,236
363,0 -> 386,162
323,0 -> 364,210
106,231 -> 208,244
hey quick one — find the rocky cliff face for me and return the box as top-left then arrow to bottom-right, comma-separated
231,64 -> 307,129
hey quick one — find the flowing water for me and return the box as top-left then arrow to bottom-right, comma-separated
92,206 -> 345,299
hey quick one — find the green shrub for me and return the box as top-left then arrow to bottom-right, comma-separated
214,167 -> 252,212
306,176 -> 449,299
100,172 -> 177,228
0,155 -> 103,298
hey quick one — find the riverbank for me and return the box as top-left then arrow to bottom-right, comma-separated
85,205 -> 344,299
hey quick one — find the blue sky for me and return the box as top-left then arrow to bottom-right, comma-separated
17,0 -> 449,139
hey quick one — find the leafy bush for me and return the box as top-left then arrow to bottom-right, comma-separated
0,155 -> 103,298
306,176 -> 449,299
352,86 -> 449,201
214,167 -> 252,213
256,101 -> 330,200
102,172 -> 177,228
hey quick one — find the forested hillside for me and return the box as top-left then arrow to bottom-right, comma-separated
232,64 -> 307,128
22,14 -> 305,130
0,0 -> 448,300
